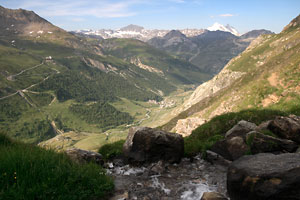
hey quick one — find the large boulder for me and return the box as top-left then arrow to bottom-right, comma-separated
247,131 -> 298,154
267,115 -> 300,144
210,136 -> 249,161
225,120 -> 257,139
65,148 -> 104,165
123,127 -> 184,164
227,153 -> 300,200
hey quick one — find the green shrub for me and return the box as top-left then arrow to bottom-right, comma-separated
0,134 -> 114,200
99,140 -> 125,160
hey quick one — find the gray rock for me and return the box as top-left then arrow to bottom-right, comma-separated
205,150 -> 232,167
225,120 -> 257,139
201,192 -> 228,200
247,131 -> 298,154
123,127 -> 184,164
267,115 -> 300,144
210,136 -> 249,161
65,148 -> 104,165
227,153 -> 300,200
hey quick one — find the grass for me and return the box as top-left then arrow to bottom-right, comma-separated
98,140 -> 125,161
0,134 -> 114,200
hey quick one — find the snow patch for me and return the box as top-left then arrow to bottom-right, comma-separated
207,22 -> 240,36
37,30 -> 44,34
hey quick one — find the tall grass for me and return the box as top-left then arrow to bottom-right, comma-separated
0,134 -> 113,200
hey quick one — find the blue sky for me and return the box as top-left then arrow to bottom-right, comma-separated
1,0 -> 299,33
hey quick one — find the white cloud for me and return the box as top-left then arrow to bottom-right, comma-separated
219,13 -> 235,17
169,0 -> 185,3
18,0 -> 143,18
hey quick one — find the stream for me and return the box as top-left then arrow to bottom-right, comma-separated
108,154 -> 227,200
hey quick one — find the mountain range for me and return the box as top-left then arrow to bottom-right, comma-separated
148,29 -> 273,74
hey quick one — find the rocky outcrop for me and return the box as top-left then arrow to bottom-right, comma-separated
123,127 -> 184,164
201,192 -> 228,200
267,115 -> 300,144
183,69 -> 245,110
174,117 -> 206,137
227,153 -> 300,200
247,131 -> 298,154
65,148 -> 104,165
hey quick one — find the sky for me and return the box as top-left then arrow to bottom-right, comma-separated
0,0 -> 300,34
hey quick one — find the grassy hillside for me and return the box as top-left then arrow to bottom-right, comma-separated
0,6 -> 211,144
0,134 -> 113,199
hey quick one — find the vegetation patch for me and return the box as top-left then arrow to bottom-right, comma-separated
0,134 -> 114,200
70,102 -> 133,130
98,140 -> 125,161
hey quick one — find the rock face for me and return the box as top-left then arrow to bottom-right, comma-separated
227,153 -> 300,200
123,127 -> 184,164
247,131 -> 298,154
65,148 -> 104,165
267,115 -> 300,144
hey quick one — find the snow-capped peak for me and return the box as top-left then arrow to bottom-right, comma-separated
207,22 -> 240,36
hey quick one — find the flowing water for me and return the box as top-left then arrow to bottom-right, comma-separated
108,155 -> 227,200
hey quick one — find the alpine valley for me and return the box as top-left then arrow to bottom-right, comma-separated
1,4 -> 300,200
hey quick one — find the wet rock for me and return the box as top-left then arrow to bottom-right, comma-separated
65,148 -> 104,165
247,131 -> 298,154
227,153 -> 300,200
267,115 -> 300,143
225,120 -> 257,139
210,136 -> 249,161
206,150 -> 232,167
123,127 -> 184,164
201,192 -> 228,200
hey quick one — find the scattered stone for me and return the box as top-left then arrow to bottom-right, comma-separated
205,150 -> 232,167
65,148 -> 104,165
123,127 -> 184,164
227,153 -> 300,200
201,192 -> 228,200
247,131 -> 298,154
225,120 -> 257,139
267,115 -> 300,143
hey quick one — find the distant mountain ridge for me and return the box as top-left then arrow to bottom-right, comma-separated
148,29 -> 273,75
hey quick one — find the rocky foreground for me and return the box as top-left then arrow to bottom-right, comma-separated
65,115 -> 300,200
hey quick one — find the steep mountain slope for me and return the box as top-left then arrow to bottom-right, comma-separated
162,14 -> 300,136
0,6 -> 209,143
100,38 -> 210,85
